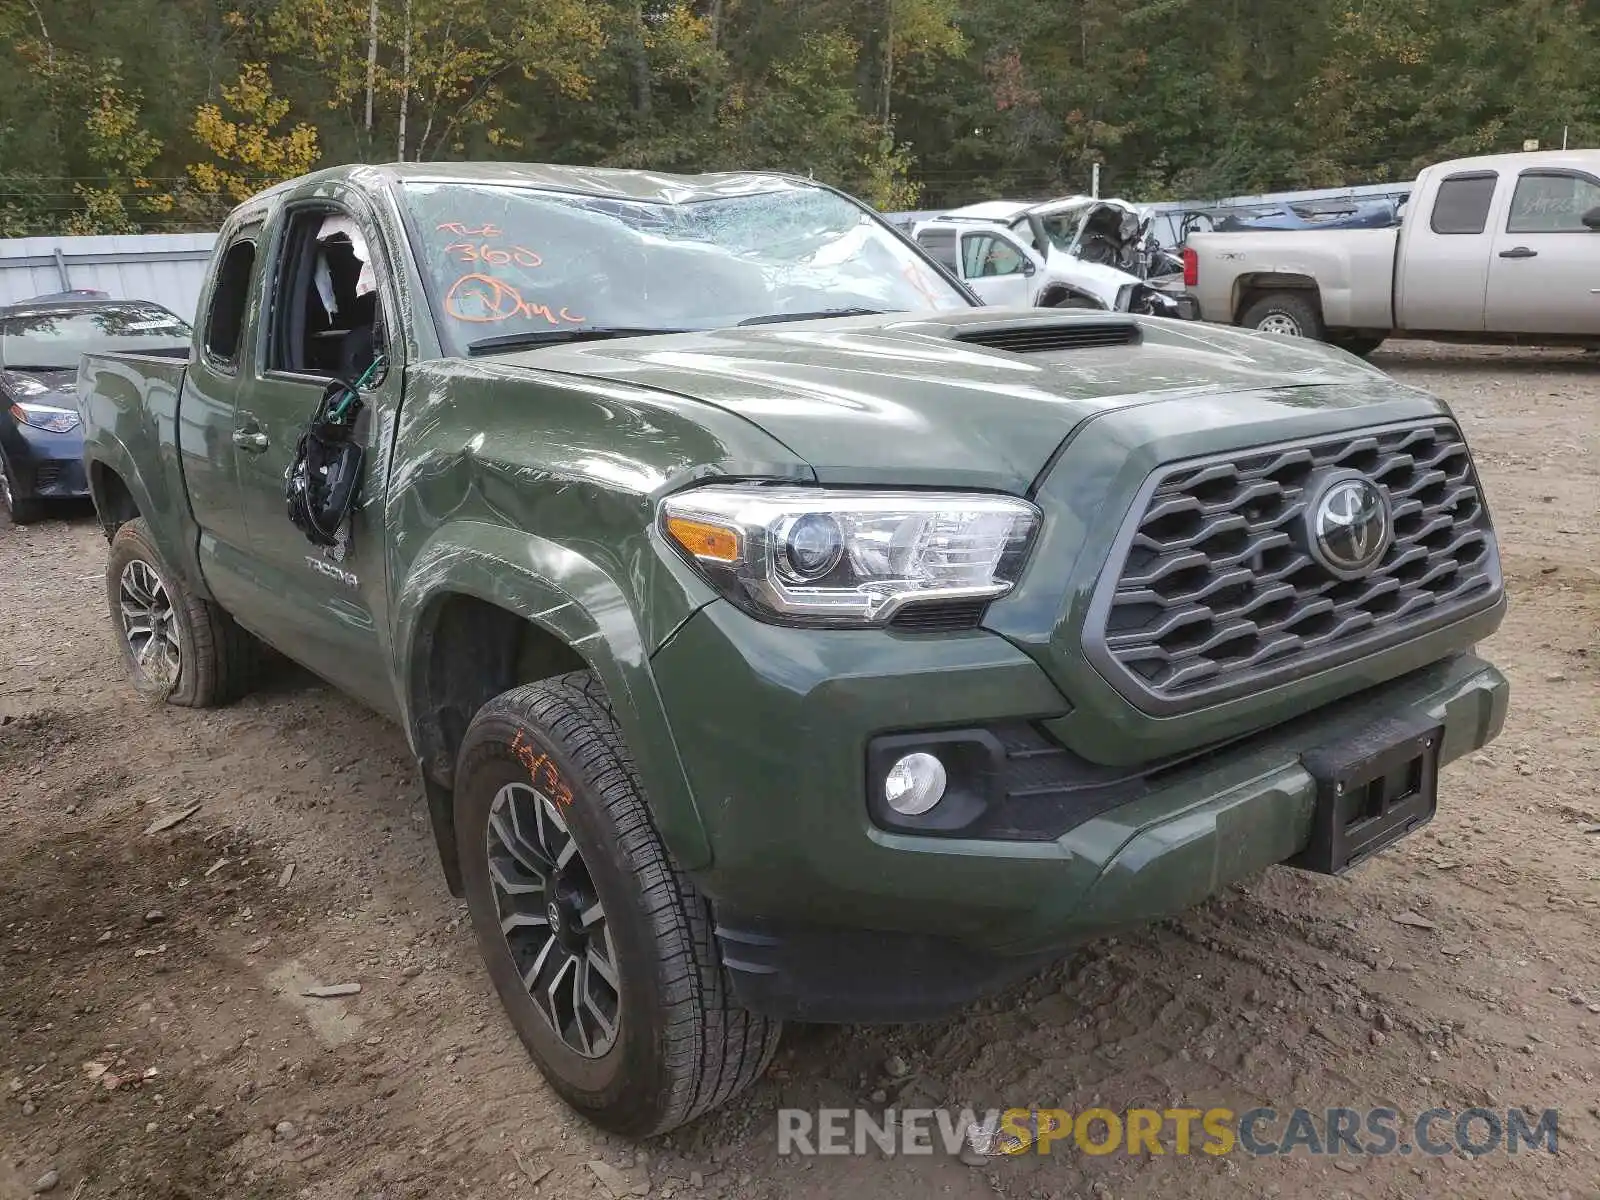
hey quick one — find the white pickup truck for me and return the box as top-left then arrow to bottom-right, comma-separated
1185,150 -> 1600,353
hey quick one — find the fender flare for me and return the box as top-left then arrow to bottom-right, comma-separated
83,438 -> 215,601
391,519 -> 712,872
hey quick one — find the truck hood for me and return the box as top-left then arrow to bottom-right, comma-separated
504,310 -> 1432,494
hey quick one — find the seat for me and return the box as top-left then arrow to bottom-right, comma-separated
338,292 -> 379,379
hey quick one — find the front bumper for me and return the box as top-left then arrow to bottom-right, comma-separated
1,422 -> 89,499
651,602 -> 1507,1021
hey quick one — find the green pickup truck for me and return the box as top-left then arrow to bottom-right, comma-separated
77,163 -> 1509,1136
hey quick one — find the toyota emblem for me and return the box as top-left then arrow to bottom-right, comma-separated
1306,472 -> 1392,578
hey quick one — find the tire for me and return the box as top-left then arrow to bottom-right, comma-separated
1330,335 -> 1385,359
1240,291 -> 1325,341
0,454 -> 45,525
455,672 -> 782,1137
105,518 -> 259,706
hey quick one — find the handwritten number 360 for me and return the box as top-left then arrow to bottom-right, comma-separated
445,241 -> 542,268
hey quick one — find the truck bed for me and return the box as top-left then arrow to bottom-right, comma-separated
1186,227 -> 1399,330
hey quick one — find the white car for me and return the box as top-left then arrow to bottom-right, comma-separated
912,196 -> 1196,318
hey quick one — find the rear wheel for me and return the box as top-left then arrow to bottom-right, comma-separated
105,518 -> 259,705
1240,291 -> 1325,341
455,672 -> 781,1136
0,454 -> 44,525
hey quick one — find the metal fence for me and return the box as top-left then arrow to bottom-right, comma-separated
0,233 -> 218,321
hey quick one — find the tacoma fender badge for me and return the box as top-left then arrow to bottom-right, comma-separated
304,555 -> 359,588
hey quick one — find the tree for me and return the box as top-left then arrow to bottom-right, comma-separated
189,62 -> 320,208
5,0 -> 1600,236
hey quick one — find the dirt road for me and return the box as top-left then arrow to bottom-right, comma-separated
2,345 -> 1597,1200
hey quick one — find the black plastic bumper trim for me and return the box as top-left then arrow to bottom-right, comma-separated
713,910 -> 1056,1023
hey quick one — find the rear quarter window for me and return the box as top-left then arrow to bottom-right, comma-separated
916,228 -> 959,272
1429,173 -> 1498,235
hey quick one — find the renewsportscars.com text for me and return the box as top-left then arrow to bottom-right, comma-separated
776,1106 -> 1560,1158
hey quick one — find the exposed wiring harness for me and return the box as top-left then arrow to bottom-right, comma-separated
285,356 -> 385,548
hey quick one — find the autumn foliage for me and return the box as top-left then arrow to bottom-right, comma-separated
2,0 -> 1596,235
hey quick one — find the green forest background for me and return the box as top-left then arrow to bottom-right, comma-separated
2,0 -> 1595,236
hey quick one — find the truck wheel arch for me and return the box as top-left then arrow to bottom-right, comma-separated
1038,284 -> 1107,310
88,461 -> 141,538
396,539 -> 713,896
1233,273 -> 1323,325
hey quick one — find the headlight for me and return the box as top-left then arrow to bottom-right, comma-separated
9,402 -> 80,433
659,484 -> 1040,626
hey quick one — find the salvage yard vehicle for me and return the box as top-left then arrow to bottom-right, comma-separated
913,195 -> 1197,317
1185,149 -> 1600,353
77,162 -> 1509,1137
0,297 -> 191,523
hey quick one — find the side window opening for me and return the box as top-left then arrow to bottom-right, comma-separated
961,234 -> 991,277
1429,173 -> 1497,235
267,208 -> 385,380
962,233 -> 1023,277
1507,171 -> 1600,233
205,237 -> 257,364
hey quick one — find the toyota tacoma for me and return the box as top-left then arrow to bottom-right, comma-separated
75,163 -> 1509,1137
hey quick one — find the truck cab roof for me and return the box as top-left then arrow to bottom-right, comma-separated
254,161 -> 823,206
1416,148 -> 1600,176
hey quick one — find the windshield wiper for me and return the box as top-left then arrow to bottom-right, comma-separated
737,307 -> 885,326
466,327 -> 691,356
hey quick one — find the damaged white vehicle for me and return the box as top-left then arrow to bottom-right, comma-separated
912,196 -> 1196,318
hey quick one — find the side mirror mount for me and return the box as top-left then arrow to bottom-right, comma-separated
1582,205 -> 1600,230
1022,258 -> 1037,277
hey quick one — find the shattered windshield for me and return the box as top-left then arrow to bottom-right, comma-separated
401,180 -> 969,353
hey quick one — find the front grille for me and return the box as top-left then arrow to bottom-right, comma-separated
1086,420 -> 1500,712
33,463 -> 62,491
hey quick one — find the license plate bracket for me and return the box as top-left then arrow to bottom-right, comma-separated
1290,716 -> 1443,875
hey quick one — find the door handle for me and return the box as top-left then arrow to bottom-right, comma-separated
1498,246 -> 1538,259
232,420 -> 269,453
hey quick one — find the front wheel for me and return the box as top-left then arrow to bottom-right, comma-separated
455,672 -> 781,1136
1240,291 -> 1325,341
0,454 -> 44,525
105,518 -> 259,705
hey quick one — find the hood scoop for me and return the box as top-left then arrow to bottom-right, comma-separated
953,318 -> 1141,354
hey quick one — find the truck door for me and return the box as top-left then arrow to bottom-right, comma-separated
958,230 -> 1037,307
181,222 -> 268,617
1485,168 -> 1600,335
1395,171 -> 1499,332
230,198 -> 403,717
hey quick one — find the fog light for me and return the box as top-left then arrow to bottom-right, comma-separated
884,752 -> 948,816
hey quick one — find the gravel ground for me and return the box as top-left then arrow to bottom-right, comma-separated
1,343 -> 1597,1200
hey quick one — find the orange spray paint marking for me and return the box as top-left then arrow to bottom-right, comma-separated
444,241 -> 543,268
443,273 -> 585,326
510,729 -> 575,807
436,221 -> 502,237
